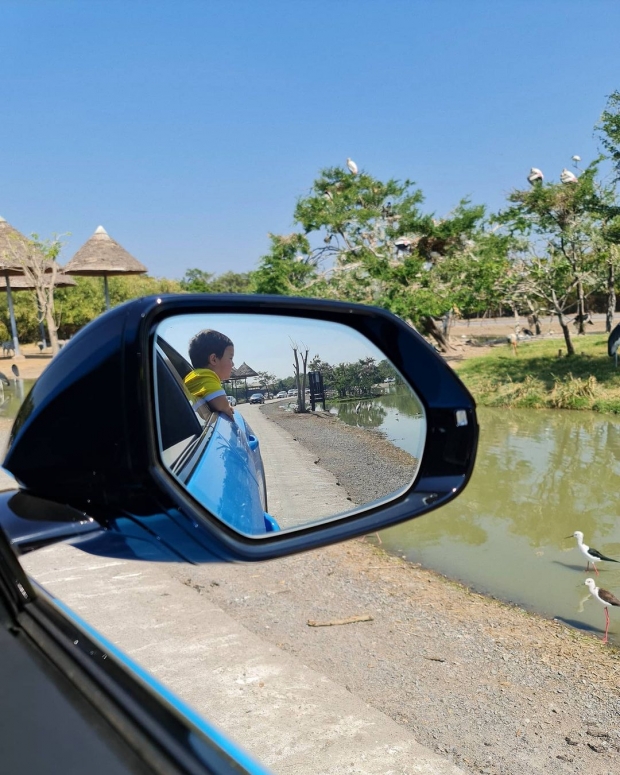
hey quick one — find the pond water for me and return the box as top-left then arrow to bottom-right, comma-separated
334,392 -> 620,644
0,380 -> 35,420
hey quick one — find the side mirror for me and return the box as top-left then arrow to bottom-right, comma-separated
3,295 -> 478,563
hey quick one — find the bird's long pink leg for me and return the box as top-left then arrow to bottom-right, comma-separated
603,609 -> 610,644
594,564 -> 599,576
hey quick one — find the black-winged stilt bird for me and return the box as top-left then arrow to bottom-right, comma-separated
584,578 -> 620,643
568,531 -> 619,575
11,364 -> 19,378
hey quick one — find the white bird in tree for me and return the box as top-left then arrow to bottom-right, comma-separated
572,155 -> 581,163
527,167 -> 544,185
560,168 -> 578,184
346,157 -> 358,175
584,578 -> 620,644
567,531 -> 619,575
394,237 -> 413,253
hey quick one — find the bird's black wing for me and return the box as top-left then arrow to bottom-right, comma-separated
589,548 -> 619,563
599,588 -> 620,607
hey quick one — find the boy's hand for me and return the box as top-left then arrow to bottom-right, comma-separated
222,405 -> 235,420
208,395 -> 236,420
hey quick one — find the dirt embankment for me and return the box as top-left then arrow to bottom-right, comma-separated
235,397 -> 620,774
200,525 -> 620,775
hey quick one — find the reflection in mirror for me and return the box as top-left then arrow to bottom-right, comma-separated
153,314 -> 426,538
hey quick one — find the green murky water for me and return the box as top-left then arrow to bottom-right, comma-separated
0,380 -> 35,420
336,395 -> 620,643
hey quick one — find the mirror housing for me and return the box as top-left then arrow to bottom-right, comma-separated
3,295 -> 478,562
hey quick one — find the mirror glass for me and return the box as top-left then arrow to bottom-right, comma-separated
153,313 -> 426,537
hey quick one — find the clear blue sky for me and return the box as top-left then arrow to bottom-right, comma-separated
158,314 -> 386,378
3,1 -> 620,280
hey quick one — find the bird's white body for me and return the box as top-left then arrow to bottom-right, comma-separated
570,530 -> 619,574
527,167 -> 544,185
346,157 -> 358,175
560,168 -> 578,184
584,578 -> 620,643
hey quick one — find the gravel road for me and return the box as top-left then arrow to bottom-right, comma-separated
184,402 -> 620,775
259,401 -> 416,507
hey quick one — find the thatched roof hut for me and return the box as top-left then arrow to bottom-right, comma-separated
0,216 -> 40,275
65,225 -> 147,309
231,362 -> 258,379
64,225 -> 147,277
0,216 -> 49,356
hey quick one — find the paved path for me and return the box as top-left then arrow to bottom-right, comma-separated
13,411 -> 464,775
237,402 -> 354,529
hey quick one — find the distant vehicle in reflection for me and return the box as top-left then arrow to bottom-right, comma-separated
276,390 -> 288,399
249,393 -> 265,404
287,388 -> 297,397
226,395 -> 237,406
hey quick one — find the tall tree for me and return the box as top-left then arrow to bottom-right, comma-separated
597,91 -> 620,180
3,234 -> 64,354
257,164 -> 493,351
253,233 -> 318,295
497,163 -> 605,354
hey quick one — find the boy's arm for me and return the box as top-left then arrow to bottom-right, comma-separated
208,395 -> 235,419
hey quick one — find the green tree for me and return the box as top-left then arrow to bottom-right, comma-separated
597,91 -> 620,180
497,162 -> 605,355
253,233 -> 318,295
2,234 -> 66,354
257,164 -> 494,351
180,268 -> 254,293
255,370 -> 277,396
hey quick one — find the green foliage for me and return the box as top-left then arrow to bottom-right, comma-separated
253,233 -> 316,295
597,90 -> 620,180
255,164 -> 507,349
455,335 -> 620,413
180,268 -> 255,293
302,355 -> 385,398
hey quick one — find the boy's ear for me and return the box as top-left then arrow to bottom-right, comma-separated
208,353 -> 218,367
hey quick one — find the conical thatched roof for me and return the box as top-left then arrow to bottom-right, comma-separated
231,362 -> 258,379
0,216 -> 40,276
0,271 -> 77,290
64,225 -> 147,277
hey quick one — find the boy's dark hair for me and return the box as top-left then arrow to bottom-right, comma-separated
188,329 -> 233,369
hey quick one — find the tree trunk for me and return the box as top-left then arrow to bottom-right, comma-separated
45,306 -> 59,355
420,316 -> 454,352
551,291 -> 575,356
576,280 -> 586,335
559,318 -> 574,355
607,261 -> 616,334
292,346 -> 309,412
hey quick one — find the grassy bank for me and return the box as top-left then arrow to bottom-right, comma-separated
453,333 -> 620,412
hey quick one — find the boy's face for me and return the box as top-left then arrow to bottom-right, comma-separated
208,345 -> 234,381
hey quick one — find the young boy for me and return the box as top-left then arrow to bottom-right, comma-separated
184,329 -> 235,420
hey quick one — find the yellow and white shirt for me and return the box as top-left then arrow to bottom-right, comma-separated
183,368 -> 226,406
